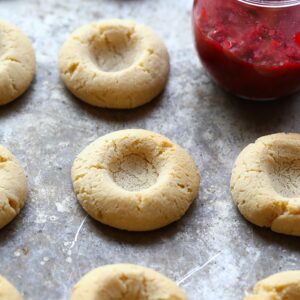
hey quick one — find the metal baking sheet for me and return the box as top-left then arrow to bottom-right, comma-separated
1,0 -> 300,299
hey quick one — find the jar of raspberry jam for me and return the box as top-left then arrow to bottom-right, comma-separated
193,0 -> 300,100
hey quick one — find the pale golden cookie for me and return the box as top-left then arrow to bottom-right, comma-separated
0,276 -> 22,300
70,264 -> 187,300
59,19 -> 169,109
245,271 -> 300,300
71,129 -> 200,231
0,20 -> 36,105
0,145 -> 27,229
231,133 -> 300,236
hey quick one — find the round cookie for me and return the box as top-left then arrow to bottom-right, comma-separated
245,271 -> 300,300
71,129 -> 200,231
0,276 -> 22,300
59,19 -> 169,109
70,264 -> 187,300
231,133 -> 300,236
0,145 -> 27,229
0,20 -> 36,105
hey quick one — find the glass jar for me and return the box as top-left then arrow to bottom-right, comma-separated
193,0 -> 300,100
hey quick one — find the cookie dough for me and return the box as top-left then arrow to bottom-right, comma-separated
0,145 -> 27,229
245,271 -> 300,300
72,129 -> 200,231
231,133 -> 300,236
0,276 -> 22,300
0,20 -> 36,105
70,264 -> 187,300
59,19 -> 170,109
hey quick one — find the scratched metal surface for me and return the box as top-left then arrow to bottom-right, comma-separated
0,0 -> 300,299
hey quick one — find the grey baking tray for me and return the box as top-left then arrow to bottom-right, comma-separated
1,0 -> 300,299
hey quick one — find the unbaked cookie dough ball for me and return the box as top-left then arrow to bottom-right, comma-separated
0,145 -> 27,229
72,129 -> 200,231
59,19 -> 170,109
231,133 -> 300,236
0,276 -> 22,300
245,271 -> 300,300
0,20 -> 36,105
70,264 -> 187,300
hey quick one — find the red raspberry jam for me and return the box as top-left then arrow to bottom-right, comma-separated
193,0 -> 300,100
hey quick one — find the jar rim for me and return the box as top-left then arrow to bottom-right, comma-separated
238,0 -> 300,7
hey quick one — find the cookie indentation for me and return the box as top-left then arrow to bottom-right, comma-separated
70,264 -> 187,300
266,151 -> 300,198
89,27 -> 141,72
110,154 -> 158,191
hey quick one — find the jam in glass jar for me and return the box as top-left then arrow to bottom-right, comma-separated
193,0 -> 300,100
